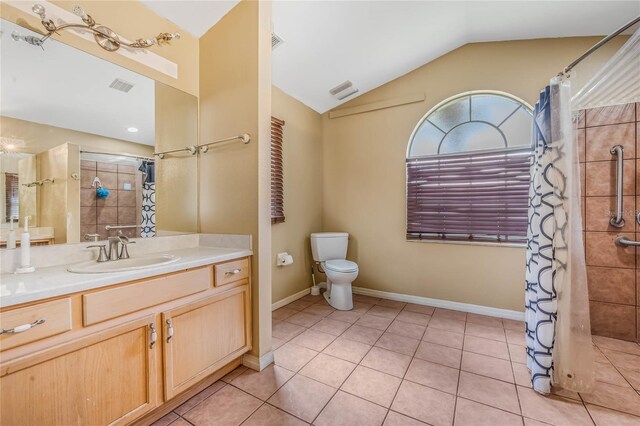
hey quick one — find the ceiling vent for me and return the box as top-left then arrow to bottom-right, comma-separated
330,80 -> 358,100
272,32 -> 284,50
109,78 -> 134,93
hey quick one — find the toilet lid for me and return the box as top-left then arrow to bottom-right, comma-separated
324,259 -> 358,273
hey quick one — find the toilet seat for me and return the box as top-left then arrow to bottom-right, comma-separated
324,259 -> 358,273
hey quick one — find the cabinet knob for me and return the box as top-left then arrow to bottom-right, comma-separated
225,268 -> 241,276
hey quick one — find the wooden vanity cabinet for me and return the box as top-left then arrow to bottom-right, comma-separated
0,257 -> 252,426
162,281 -> 251,399
0,316 -> 158,426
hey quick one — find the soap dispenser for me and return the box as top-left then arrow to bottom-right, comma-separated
6,215 -> 17,249
15,216 -> 35,274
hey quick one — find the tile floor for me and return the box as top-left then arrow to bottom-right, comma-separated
153,293 -> 640,426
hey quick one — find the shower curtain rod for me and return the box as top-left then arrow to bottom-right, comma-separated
80,150 -> 155,161
559,15 -> 640,77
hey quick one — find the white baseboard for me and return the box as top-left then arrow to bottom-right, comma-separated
242,351 -> 274,371
352,286 -> 525,321
272,288 -> 311,311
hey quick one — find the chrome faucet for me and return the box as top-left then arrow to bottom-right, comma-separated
117,235 -> 135,259
87,234 -> 136,263
108,237 -> 121,261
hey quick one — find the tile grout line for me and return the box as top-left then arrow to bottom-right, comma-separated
309,296 -> 396,425
276,295 -> 640,424
503,321 -> 525,424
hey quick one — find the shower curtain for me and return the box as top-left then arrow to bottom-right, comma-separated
139,160 -> 156,238
525,77 -> 593,395
525,27 -> 640,395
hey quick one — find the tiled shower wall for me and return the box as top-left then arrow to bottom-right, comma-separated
579,102 -> 639,342
80,160 -> 142,240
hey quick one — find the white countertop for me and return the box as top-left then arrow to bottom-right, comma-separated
0,246 -> 252,308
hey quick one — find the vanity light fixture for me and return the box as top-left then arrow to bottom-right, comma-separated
126,127 -> 139,133
28,3 -> 180,52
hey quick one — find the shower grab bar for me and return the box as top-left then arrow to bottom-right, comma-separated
104,224 -> 139,230
615,236 -> 640,247
609,145 -> 624,228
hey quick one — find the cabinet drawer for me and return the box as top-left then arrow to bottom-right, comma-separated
83,267 -> 212,326
214,258 -> 249,287
1,299 -> 72,351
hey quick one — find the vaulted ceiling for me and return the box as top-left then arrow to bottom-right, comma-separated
123,2 -> 640,113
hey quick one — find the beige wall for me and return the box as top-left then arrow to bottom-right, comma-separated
271,87 -> 324,304
322,37 -> 627,312
155,82 -> 199,233
0,116 -> 154,158
0,1 -> 199,97
198,0 -> 272,356
36,142 -> 79,244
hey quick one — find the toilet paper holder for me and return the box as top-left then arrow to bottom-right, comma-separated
276,252 -> 294,266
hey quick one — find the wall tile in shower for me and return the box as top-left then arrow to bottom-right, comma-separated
96,162 -> 117,173
96,206 -> 117,225
585,232 -> 635,269
589,301 -> 637,341
96,190 -> 118,208
636,160 -> 640,195
80,189 -> 96,207
117,164 -> 135,174
585,123 -> 635,161
80,171 -> 95,189
117,207 -> 136,225
97,171 -> 117,189
80,225 -> 96,238
583,102 -> 639,342
577,127 -> 586,163
586,267 -> 635,305
118,190 -> 136,207
637,271 -> 640,306
80,206 -> 97,225
577,110 -> 585,129
586,104 -> 635,127
585,160 -> 635,196
117,174 -> 136,191
585,196 -> 635,233
81,160 -> 96,171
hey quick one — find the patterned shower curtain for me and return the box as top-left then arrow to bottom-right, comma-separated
139,161 -> 156,238
525,77 -> 594,395
525,85 -> 555,394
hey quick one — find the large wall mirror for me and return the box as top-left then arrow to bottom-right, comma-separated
0,18 -> 198,248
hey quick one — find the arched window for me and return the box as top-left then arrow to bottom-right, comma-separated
406,91 -> 533,243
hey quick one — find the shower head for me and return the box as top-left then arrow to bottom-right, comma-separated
11,31 -> 45,48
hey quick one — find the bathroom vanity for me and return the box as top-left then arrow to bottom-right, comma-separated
0,235 -> 252,425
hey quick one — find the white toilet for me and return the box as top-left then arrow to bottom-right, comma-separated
310,232 -> 359,310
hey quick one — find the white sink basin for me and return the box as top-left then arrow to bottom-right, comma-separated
67,254 -> 179,274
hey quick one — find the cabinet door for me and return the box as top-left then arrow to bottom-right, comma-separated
0,316 -> 158,426
163,283 -> 251,399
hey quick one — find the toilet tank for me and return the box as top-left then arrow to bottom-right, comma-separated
310,232 -> 349,262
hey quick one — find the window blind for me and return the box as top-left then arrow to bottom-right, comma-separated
406,148 -> 532,243
4,173 -> 19,222
271,117 -> 285,224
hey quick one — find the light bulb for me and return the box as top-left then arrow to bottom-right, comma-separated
32,4 -> 46,20
72,5 -> 87,19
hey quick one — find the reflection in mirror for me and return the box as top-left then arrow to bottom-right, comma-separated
0,18 -> 198,248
